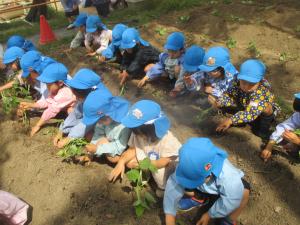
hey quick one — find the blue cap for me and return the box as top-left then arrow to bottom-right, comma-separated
7,35 -> 36,51
176,137 -> 228,189
83,92 -> 129,125
65,68 -> 102,90
112,24 -> 128,47
294,93 -> 300,99
183,45 -> 205,72
199,46 -> 231,72
20,51 -> 56,78
164,32 -> 185,51
73,13 -> 88,27
86,15 -> 106,33
237,59 -> 266,83
3,46 -> 25,64
120,28 -> 149,49
121,100 -> 170,139
37,63 -> 68,83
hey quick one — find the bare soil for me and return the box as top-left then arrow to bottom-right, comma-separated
1,1 -> 300,225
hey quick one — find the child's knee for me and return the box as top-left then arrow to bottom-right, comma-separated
126,159 -> 138,168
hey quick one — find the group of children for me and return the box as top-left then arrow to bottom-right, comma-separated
0,12 -> 300,225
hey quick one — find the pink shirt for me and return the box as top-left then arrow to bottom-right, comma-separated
35,86 -> 76,121
0,191 -> 29,225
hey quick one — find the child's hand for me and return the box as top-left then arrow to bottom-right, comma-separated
96,137 -> 109,145
57,138 -> 71,149
204,85 -> 213,94
98,55 -> 106,63
283,130 -> 300,145
53,132 -> 63,147
85,144 -> 97,154
174,65 -> 181,75
108,160 -> 126,182
86,52 -> 97,57
119,71 -> 129,86
260,149 -> 272,162
137,76 -> 149,88
30,125 -> 41,137
216,118 -> 232,132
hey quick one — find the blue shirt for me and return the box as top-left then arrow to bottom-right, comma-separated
163,159 -> 245,218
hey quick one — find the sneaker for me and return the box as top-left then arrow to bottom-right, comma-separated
177,197 -> 209,212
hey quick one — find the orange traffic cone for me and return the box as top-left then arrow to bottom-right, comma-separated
39,15 -> 56,45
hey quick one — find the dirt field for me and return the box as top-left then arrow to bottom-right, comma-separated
1,1 -> 300,225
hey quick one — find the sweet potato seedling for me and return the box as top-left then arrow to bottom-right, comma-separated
57,138 -> 88,161
247,41 -> 261,58
226,37 -> 237,49
126,158 -> 157,218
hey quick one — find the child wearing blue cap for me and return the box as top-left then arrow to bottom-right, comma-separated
59,0 -> 81,29
85,15 -> 112,57
261,93 -> 300,162
216,59 -> 279,138
0,47 -> 25,92
18,50 -> 56,101
78,91 -> 131,163
18,63 -> 76,136
109,100 -> 181,191
164,137 -> 250,225
99,23 -> 128,63
70,13 -> 88,49
137,32 -> 185,88
170,45 -> 205,98
118,28 -> 160,85
53,68 -> 112,148
6,35 -> 36,52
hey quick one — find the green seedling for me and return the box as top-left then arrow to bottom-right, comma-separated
1,91 -> 20,115
211,9 -> 220,16
295,25 -> 300,33
294,129 -> 300,136
57,138 -> 88,160
230,14 -> 244,22
126,158 -> 157,218
179,15 -> 190,22
247,41 -> 261,58
279,52 -> 287,62
155,27 -> 167,36
120,85 -> 126,96
226,37 -> 237,49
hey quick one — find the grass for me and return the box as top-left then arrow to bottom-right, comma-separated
276,96 -> 293,120
0,6 -> 67,43
38,35 -> 73,53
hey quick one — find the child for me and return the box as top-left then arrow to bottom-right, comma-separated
137,32 -> 185,88
118,28 -> 160,85
109,100 -> 181,191
19,63 -> 76,136
187,46 -> 238,105
169,45 -> 205,97
80,90 -> 131,163
53,68 -> 113,148
163,137 -> 250,225
99,23 -> 128,63
19,50 -> 57,100
59,0 -> 81,29
85,15 -> 112,56
215,59 -> 279,138
0,190 -> 29,225
261,93 -> 300,162
70,13 -> 88,49
92,0 -> 110,18
0,47 -> 25,92
6,35 -> 36,52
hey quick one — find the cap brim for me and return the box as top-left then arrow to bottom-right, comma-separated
120,42 -> 136,49
86,27 -> 97,33
183,63 -> 199,73
64,79 -> 88,90
164,43 -> 180,51
154,116 -> 170,139
175,167 -> 206,189
237,74 -> 260,83
3,58 -> 15,65
199,64 -> 218,72
121,114 -> 145,128
83,115 -> 101,126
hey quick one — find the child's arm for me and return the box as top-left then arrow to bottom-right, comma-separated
0,80 -> 15,92
151,157 -> 171,169
30,118 -> 46,136
261,140 -> 276,162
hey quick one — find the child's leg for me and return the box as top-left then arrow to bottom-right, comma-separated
106,154 -> 120,164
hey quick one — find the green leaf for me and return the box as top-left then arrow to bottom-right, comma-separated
294,129 -> 300,136
139,158 -> 151,170
135,204 -> 145,218
126,169 -> 140,183
148,163 -> 158,173
144,191 -> 157,204
140,199 -> 150,210
133,199 -> 142,206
